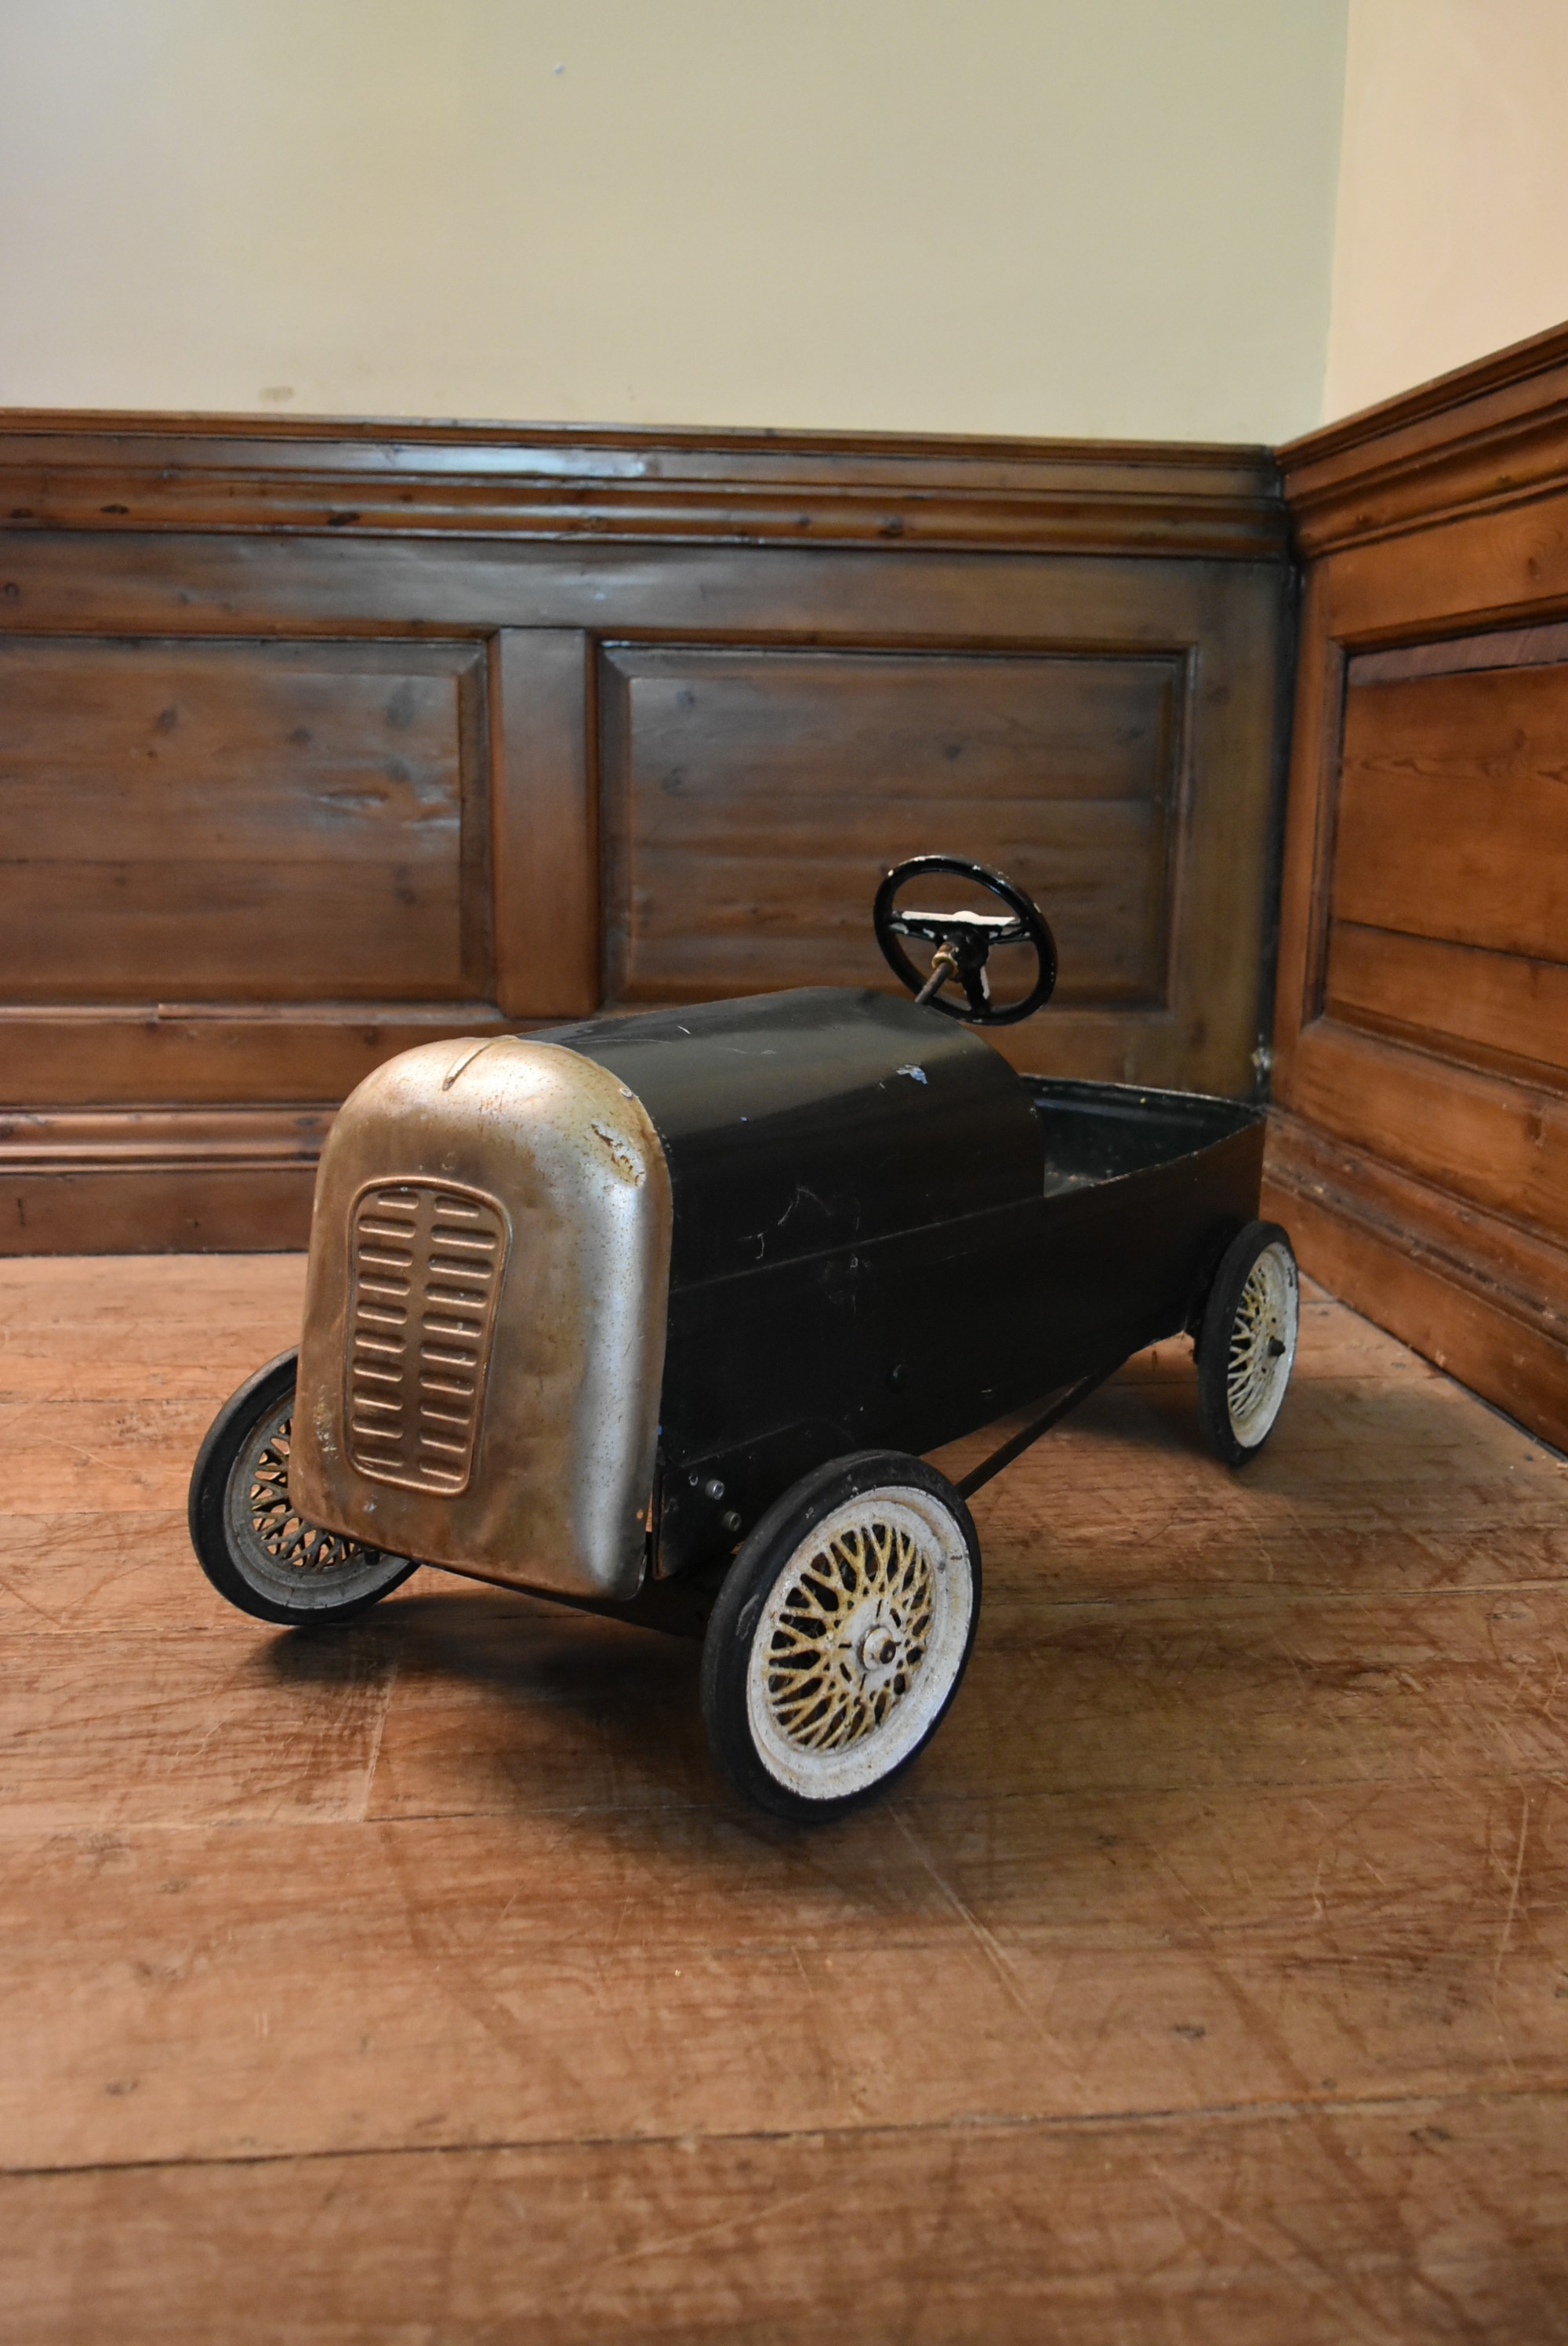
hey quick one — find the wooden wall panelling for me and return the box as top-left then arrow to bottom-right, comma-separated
593,559 -> 1285,1091
1334,660 -> 1567,964
1267,321 -> 1568,1451
0,635 -> 489,1007
0,416 -> 1289,1251
597,644 -> 1182,1010
0,628 -> 503,1251
490,630 -> 597,1019
0,415 -> 1287,556
1325,653 -> 1568,1086
1285,1023 -> 1568,1249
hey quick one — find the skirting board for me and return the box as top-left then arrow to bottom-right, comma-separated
2,1171 -> 313,1255
1264,1111 -> 1568,1453
0,1107 -> 322,1253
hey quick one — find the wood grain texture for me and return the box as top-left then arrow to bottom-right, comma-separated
1350,616 -> 1568,685
1334,665 -> 1568,967
1280,312 -> 1568,557
1324,923 -> 1568,1087
1265,1118 -> 1568,1455
0,1000 -> 513,1109
5,2097 -> 1567,2346
0,414 -> 1288,1250
1273,327 -> 1568,1450
0,637 -> 488,1000
491,630 -> 597,1018
1,1253 -> 1566,2339
0,412 -> 1287,557
1287,1023 -> 1568,1248
601,645 -> 1178,1010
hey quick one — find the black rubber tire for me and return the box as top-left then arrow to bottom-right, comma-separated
701,1450 -> 982,1822
188,1350 -> 419,1625
1196,1220 -> 1300,1468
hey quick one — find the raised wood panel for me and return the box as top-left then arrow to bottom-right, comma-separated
0,413 -> 1287,1251
0,637 -> 488,1000
1325,923 -> 1568,1084
1273,326 -> 1568,1446
601,646 -> 1180,1009
1333,663 -> 1568,964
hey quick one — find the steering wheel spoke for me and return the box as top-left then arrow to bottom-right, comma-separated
872,855 -> 1058,1027
960,961 -> 993,1017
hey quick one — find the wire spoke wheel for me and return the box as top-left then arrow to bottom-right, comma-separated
191,1352 -> 418,1623
1225,1246 -> 1296,1444
703,1453 -> 980,1818
763,1516 -> 936,1755
1197,1222 -> 1299,1465
242,1413 -> 372,1577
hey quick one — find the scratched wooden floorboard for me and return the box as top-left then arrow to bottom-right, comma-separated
4,1781 -> 1567,2174
5,2095 -> 1568,2346
6,1576 -> 1566,1834
1,1255 -> 1566,2342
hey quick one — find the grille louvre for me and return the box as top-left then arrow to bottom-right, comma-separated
344,1181 -> 508,1494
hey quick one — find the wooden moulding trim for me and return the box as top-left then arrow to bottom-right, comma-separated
0,1106 -> 336,1172
0,412 -> 1286,560
1285,1017 -> 1568,1250
1279,315 -> 1568,556
0,1171 -> 314,1255
1265,1109 -> 1568,1350
0,997 -> 512,1028
1348,616 -> 1568,687
1261,1162 -> 1568,1454
1265,1107 -> 1568,1451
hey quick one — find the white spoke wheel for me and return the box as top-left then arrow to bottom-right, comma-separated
1196,1222 -> 1299,1466
189,1352 -> 418,1624
701,1452 -> 980,1819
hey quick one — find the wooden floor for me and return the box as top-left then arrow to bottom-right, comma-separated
2,1257 -> 1566,2343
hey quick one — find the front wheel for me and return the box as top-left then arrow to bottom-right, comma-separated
188,1351 -> 419,1624
700,1451 -> 981,1821
1196,1222 -> 1299,1465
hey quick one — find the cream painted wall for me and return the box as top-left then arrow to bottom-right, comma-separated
0,0 -> 1346,441
1324,0 -> 1568,423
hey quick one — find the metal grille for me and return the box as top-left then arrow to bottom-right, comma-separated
344,1180 -> 508,1494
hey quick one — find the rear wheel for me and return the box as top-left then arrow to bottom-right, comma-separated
701,1451 -> 980,1821
1196,1222 -> 1299,1465
189,1352 -> 418,1624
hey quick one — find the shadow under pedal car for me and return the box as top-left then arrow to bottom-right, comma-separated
190,854 -> 1298,1820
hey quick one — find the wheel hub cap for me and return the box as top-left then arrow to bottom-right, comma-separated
858,1619 -> 901,1673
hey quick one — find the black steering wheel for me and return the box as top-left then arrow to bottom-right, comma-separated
873,854 -> 1058,1026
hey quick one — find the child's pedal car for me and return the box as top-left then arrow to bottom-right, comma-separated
191,855 -> 1298,1819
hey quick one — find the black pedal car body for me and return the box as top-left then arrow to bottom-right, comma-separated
191,857 -> 1298,1818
